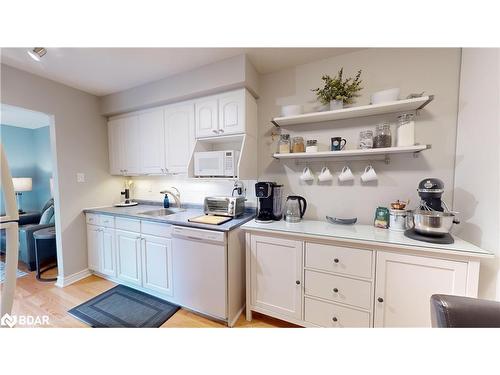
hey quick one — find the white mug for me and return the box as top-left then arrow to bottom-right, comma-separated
361,165 -> 378,182
338,166 -> 354,182
318,167 -> 333,182
300,167 -> 314,181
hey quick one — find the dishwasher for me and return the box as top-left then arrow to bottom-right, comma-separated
171,225 -> 227,320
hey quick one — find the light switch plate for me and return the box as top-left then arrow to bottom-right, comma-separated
76,173 -> 85,183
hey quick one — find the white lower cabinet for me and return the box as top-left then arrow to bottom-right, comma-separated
87,225 -> 101,272
100,227 -> 116,277
141,234 -> 173,296
115,229 -> 142,286
246,232 -> 478,328
373,251 -> 468,327
249,235 -> 303,320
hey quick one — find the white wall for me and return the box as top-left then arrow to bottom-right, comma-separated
129,176 -> 256,207
1,64 -> 123,279
453,48 -> 500,300
100,55 -> 259,116
258,48 -> 461,223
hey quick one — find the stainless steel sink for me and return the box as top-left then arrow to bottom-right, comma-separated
138,208 -> 185,217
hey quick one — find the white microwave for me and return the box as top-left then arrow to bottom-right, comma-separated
194,150 -> 240,177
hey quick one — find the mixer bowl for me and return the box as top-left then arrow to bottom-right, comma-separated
412,210 -> 459,236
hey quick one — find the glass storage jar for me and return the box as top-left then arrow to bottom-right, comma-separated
359,130 -> 373,149
396,113 -> 415,147
306,139 -> 318,153
292,136 -> 305,153
373,122 -> 392,148
278,134 -> 291,153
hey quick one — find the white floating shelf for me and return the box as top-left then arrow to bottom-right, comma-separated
273,145 -> 430,160
272,95 -> 434,127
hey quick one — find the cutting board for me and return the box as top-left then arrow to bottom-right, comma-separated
188,215 -> 232,225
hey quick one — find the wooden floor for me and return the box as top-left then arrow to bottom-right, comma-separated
4,261 -> 297,328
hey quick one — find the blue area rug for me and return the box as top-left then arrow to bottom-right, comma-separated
68,285 -> 180,328
0,260 -> 28,284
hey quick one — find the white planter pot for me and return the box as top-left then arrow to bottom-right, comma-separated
330,100 -> 344,111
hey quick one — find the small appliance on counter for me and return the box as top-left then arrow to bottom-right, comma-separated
284,195 -> 307,223
389,200 -> 410,232
203,196 -> 245,218
255,182 -> 283,223
404,178 -> 459,244
113,188 -> 138,207
193,150 -> 239,177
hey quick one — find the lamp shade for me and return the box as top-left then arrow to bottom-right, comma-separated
12,177 -> 32,192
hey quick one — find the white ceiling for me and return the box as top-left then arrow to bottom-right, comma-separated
0,48 -> 361,96
0,104 -> 51,129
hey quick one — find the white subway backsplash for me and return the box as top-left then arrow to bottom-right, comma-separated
129,176 -> 257,206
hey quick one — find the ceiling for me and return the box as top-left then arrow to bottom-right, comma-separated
0,48 -> 361,96
0,104 -> 51,129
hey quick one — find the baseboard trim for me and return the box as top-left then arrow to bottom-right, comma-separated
55,268 -> 92,288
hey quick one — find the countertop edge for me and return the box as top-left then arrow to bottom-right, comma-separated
241,223 -> 494,259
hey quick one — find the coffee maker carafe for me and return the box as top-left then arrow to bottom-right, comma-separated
255,182 -> 283,223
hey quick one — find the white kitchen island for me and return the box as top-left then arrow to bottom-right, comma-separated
242,220 -> 493,328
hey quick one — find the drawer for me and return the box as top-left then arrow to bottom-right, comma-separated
141,221 -> 172,237
305,270 -> 372,310
99,215 -> 115,228
86,213 -> 99,225
115,217 -> 141,232
305,297 -> 371,328
305,242 -> 373,279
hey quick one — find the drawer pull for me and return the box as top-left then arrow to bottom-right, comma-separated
333,288 -> 339,293
296,280 -> 301,285
333,258 -> 339,263
377,297 -> 384,303
332,317 -> 338,322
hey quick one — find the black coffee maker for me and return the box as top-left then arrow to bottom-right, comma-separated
255,182 -> 283,223
417,178 -> 446,211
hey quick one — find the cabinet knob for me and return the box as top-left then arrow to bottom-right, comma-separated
332,317 -> 338,322
378,297 -> 384,303
212,130 -> 218,134
333,288 -> 339,293
333,258 -> 339,263
219,129 -> 224,133
295,280 -> 301,285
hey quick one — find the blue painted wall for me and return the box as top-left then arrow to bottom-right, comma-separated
0,124 -> 52,214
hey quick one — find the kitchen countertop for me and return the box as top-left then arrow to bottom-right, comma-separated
83,204 -> 255,232
242,219 -> 494,258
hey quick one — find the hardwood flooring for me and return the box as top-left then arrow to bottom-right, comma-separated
4,263 -> 297,328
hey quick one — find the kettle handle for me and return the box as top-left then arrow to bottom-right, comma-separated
298,196 -> 307,218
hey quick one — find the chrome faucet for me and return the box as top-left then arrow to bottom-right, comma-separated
160,187 -> 181,208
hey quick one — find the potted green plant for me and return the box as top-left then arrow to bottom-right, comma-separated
312,68 -> 363,110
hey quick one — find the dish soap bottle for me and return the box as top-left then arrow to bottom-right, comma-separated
163,193 -> 170,208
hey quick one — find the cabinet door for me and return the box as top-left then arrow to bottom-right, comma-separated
87,225 -> 101,272
141,235 -> 173,296
195,97 -> 218,138
100,227 -> 116,277
108,118 -> 125,175
250,235 -> 303,320
138,109 -> 166,174
122,115 -> 141,175
165,103 -> 195,173
218,90 -> 245,135
374,251 -> 468,327
115,229 -> 142,286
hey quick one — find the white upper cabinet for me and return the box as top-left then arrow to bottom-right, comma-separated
195,97 -> 219,138
373,251 -> 468,328
138,109 -> 166,175
108,115 -> 141,175
165,103 -> 195,174
218,89 -> 245,136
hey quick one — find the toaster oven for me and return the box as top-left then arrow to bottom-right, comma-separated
204,196 -> 245,217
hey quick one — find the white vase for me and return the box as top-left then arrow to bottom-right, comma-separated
330,100 -> 344,111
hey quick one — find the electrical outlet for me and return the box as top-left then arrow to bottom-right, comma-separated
76,173 -> 85,183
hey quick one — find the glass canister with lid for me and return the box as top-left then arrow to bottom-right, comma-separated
306,139 -> 318,153
359,130 -> 373,149
278,133 -> 291,153
396,113 -> 415,146
373,122 -> 392,148
292,136 -> 305,153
